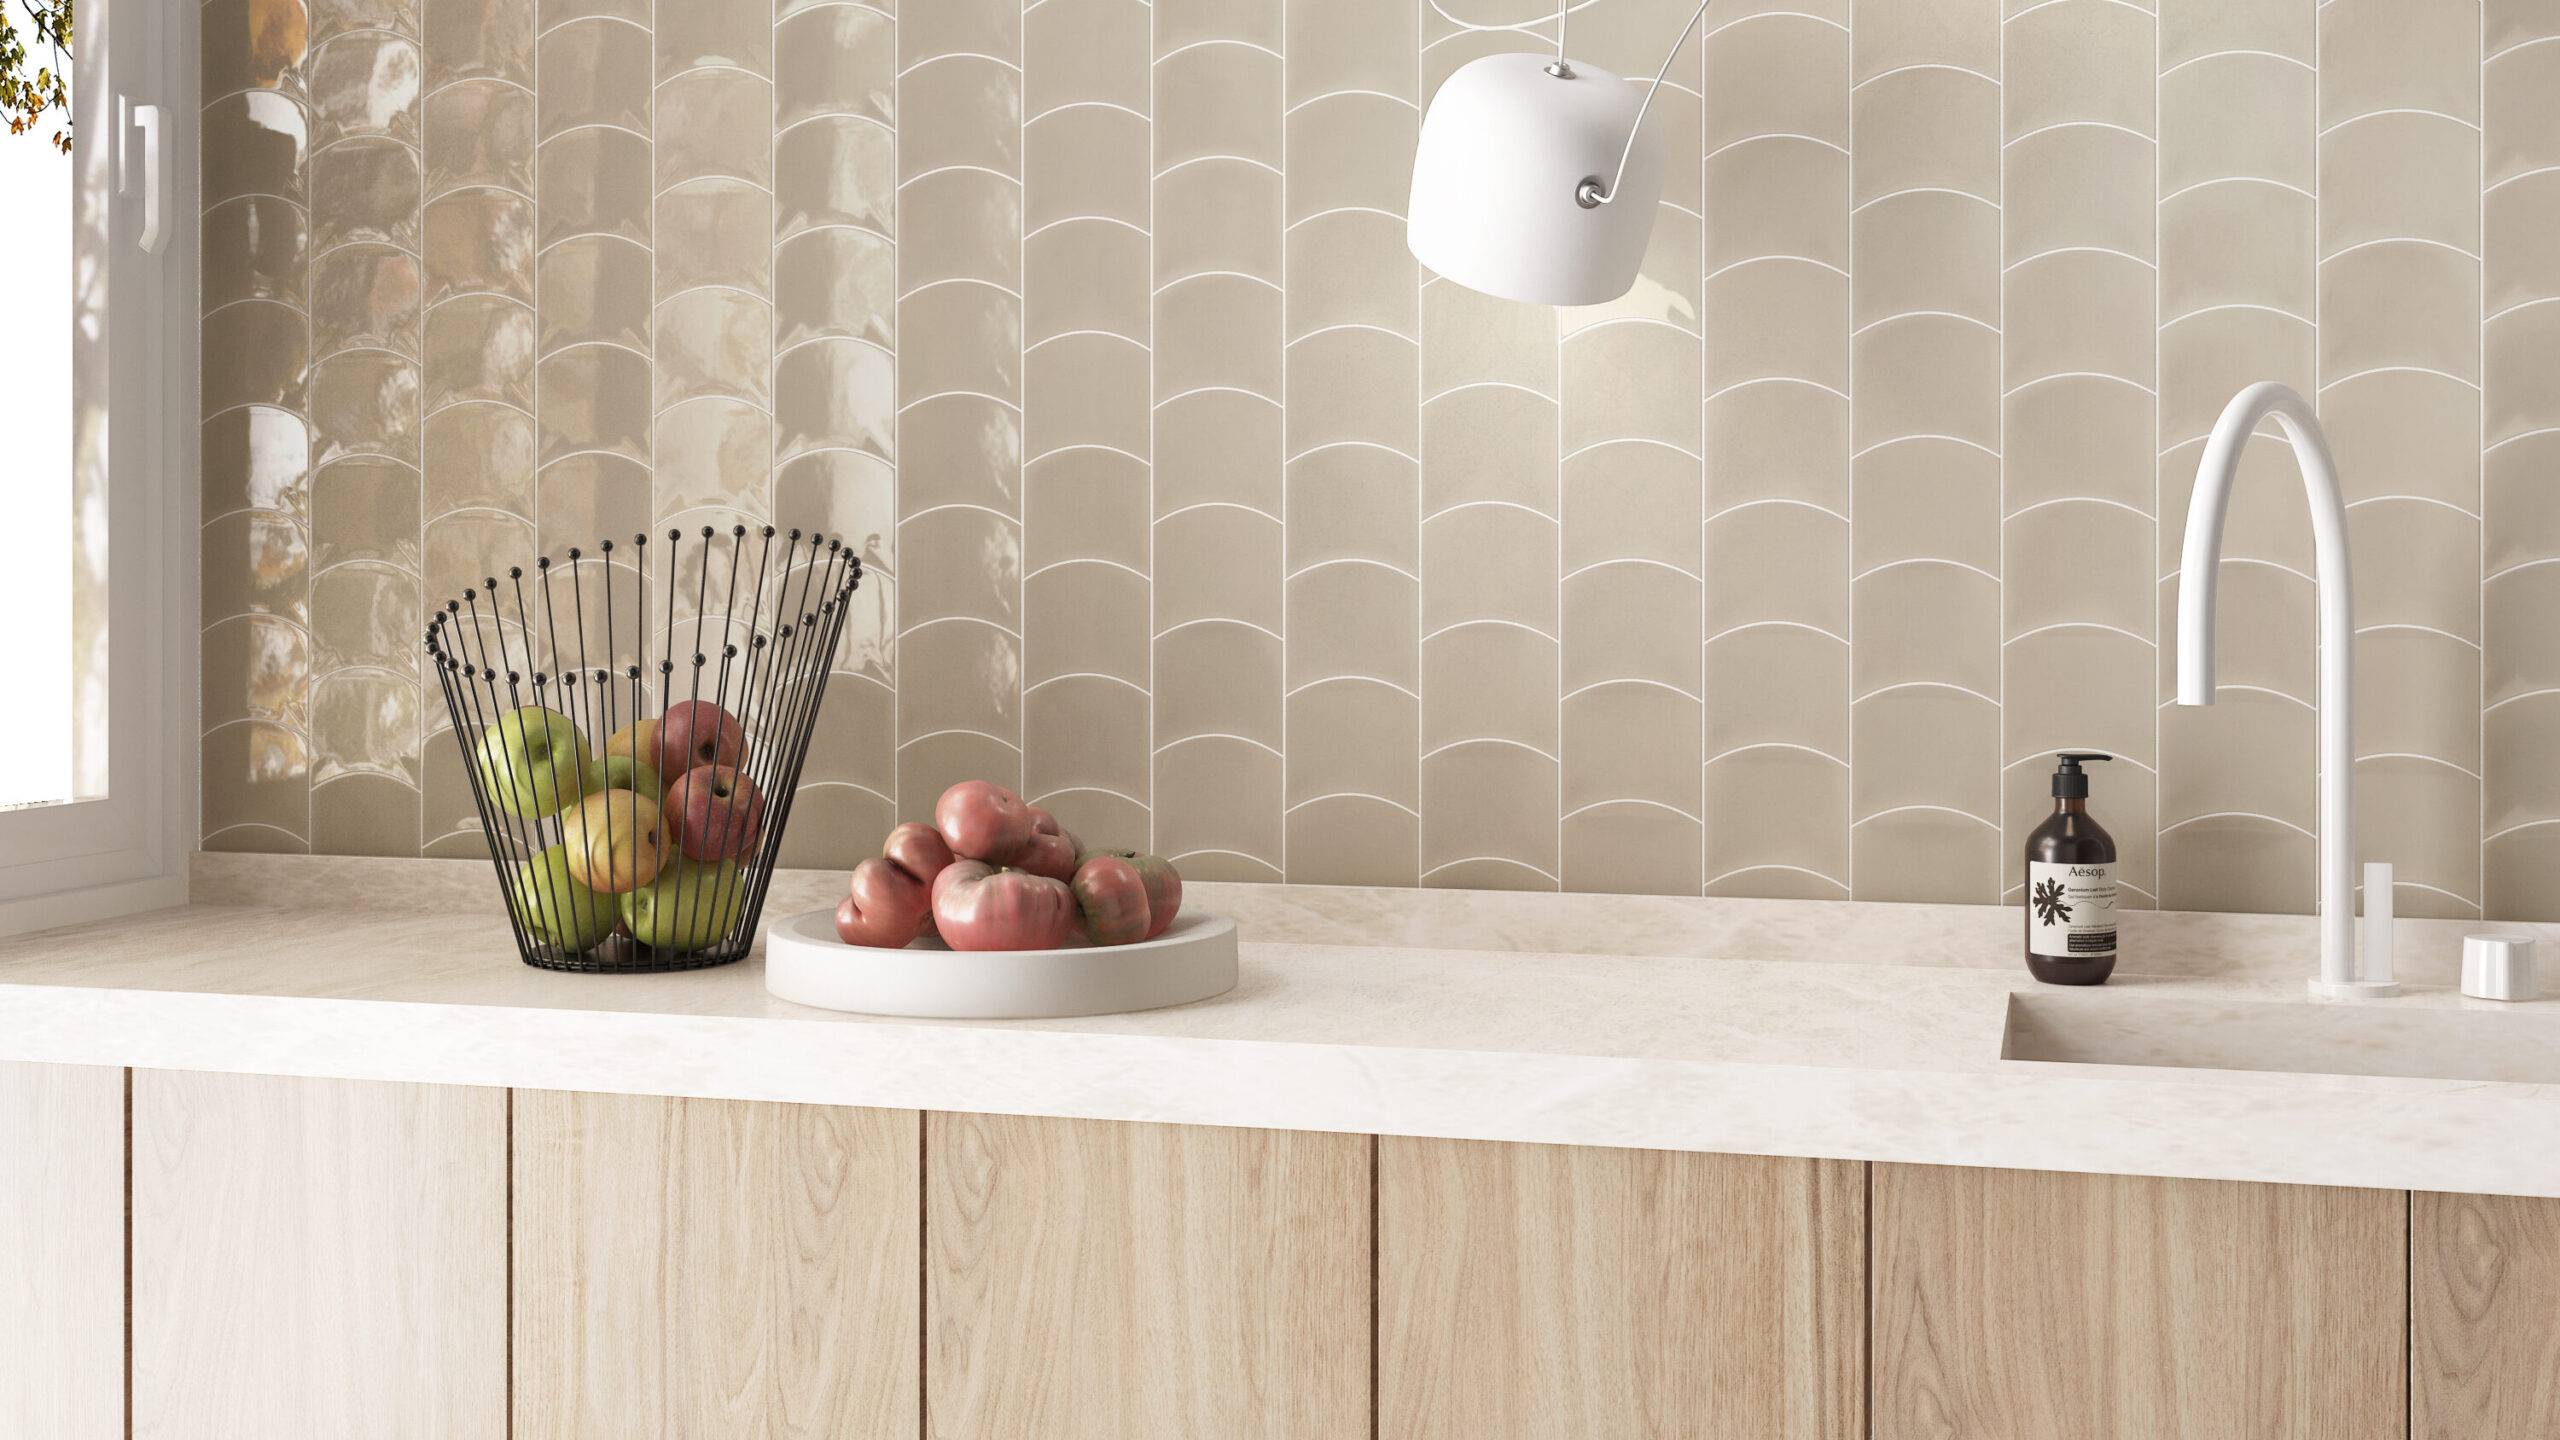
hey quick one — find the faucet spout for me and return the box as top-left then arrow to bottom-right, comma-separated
2174,382 -> 2394,999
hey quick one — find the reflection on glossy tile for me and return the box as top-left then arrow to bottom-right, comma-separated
204,93 -> 309,208
311,243 -> 423,358
205,301 -> 310,416
313,456 -> 424,570
424,81 -> 534,196
205,0 -> 311,98
203,511 -> 310,625
310,139 -> 424,252
204,196 -> 310,312
204,406 -> 312,521
310,351 -> 422,465
204,614 -> 312,731
423,296 -> 537,412
310,33 -> 421,147
196,0 -> 2553,901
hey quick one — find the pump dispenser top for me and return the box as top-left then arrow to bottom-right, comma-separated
2050,752 -> 2110,798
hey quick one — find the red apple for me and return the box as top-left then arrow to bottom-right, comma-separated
930,859 -> 1076,951
835,856 -> 933,948
1070,853 -> 1150,945
935,780 -> 1037,865
664,764 -> 765,862
655,699 -> 747,778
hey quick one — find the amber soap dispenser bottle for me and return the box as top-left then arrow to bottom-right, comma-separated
2024,752 -> 2118,985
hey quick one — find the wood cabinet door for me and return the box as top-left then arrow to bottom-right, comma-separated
1378,1138 -> 1864,1440
511,1091 -> 920,1440
2414,1189 -> 2560,1439
0,1061 -> 123,1440
131,1069 -> 508,1440
1872,1164 -> 2403,1440
925,1113 -> 1370,1440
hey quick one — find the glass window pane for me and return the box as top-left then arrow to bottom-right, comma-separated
0,63 -> 95,811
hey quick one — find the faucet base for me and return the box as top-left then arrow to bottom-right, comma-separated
2308,977 -> 2402,1001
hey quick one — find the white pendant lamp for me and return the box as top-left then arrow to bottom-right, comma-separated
1408,0 -> 1711,307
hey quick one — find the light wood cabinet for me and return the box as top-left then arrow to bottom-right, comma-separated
925,1112 -> 1370,1439
55,1061 -> 2560,1438
1871,1163 -> 2405,1440
2414,1189 -> 2560,1439
0,1061 -> 123,1440
1378,1138 -> 1864,1440
511,1091 -> 920,1439
130,1069 -> 507,1440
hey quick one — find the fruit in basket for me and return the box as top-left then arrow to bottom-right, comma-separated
622,857 -> 744,952
1070,853 -> 1151,946
604,718 -> 657,767
655,699 -> 747,777
935,780 -> 1039,865
930,859 -> 1077,951
558,788 -> 671,894
585,749 -> 661,800
508,844 -> 620,952
1080,848 -> 1183,938
476,706 -> 592,819
665,764 -> 765,862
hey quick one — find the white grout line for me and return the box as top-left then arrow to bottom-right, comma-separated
1279,0 -> 1288,883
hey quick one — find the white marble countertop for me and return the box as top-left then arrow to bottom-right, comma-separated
2,856 -> 2555,1197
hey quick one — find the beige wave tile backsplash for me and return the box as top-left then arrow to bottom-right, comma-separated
200,0 -> 2560,921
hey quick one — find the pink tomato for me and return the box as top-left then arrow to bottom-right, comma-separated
835,856 -> 932,948
935,780 -> 1038,865
1070,853 -> 1151,946
1081,849 -> 1183,939
930,859 -> 1077,951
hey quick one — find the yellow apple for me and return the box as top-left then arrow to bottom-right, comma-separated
557,789 -> 671,895
604,718 -> 658,766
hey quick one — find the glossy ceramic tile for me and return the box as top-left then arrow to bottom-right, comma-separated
196,0 -> 2560,918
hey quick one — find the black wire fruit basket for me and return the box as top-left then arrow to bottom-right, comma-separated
425,525 -> 861,972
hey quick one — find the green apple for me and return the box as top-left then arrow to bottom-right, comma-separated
585,749 -> 661,799
508,844 -> 619,953
475,707 -> 593,819
620,857 -> 744,953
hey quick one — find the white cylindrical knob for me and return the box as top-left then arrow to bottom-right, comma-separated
2461,934 -> 2539,1002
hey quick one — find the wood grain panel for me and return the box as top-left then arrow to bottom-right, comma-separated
0,1062 -> 123,1439
1379,1138 -> 1863,1440
926,1113 -> 1369,1439
132,1069 -> 506,1440
511,1091 -> 920,1440
1872,1163 -> 2403,1440
2415,1189 -> 2560,1439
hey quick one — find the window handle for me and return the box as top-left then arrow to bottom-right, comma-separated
120,98 -> 166,255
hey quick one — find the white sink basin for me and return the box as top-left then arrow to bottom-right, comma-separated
2001,991 -> 2560,1085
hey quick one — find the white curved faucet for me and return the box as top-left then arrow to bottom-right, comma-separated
2175,382 -> 2397,998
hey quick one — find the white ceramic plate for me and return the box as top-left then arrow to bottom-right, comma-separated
762,908 -> 1239,1019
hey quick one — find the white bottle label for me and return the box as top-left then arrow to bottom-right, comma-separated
2028,861 -> 2118,959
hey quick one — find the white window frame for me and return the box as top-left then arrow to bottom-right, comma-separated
0,0 -> 196,934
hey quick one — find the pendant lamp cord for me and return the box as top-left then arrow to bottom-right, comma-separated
1419,0 -> 1712,206
1582,0 -> 1712,206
